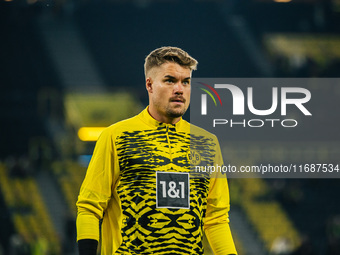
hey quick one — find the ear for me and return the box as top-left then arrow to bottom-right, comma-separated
146,77 -> 153,93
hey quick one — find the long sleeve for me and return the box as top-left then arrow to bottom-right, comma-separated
76,128 -> 116,242
204,138 -> 237,255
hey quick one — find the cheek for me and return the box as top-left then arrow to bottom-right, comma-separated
186,95 -> 191,105
185,88 -> 191,99
153,87 -> 168,103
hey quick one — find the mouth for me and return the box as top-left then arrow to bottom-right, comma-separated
170,97 -> 185,104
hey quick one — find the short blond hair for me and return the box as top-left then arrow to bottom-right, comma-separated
144,46 -> 198,77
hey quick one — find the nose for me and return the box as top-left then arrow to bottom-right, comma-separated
173,82 -> 184,94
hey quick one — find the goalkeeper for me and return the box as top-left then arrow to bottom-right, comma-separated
76,46 -> 237,255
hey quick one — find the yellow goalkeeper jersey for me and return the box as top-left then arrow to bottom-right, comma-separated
76,107 -> 237,255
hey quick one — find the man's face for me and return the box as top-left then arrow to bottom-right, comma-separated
146,62 -> 192,124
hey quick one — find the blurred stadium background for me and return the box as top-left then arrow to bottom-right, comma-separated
1,0 -> 340,254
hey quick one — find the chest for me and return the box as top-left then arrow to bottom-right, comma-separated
116,128 -> 190,172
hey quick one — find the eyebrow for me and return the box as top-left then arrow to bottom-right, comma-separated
164,75 -> 191,80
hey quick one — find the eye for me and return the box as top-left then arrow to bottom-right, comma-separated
183,80 -> 190,85
165,79 -> 175,84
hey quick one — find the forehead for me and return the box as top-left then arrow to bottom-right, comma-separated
153,62 -> 192,78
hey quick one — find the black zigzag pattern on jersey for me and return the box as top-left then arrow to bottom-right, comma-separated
115,125 -> 216,254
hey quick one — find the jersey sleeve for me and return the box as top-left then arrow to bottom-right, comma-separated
76,127 -> 117,242
204,137 -> 237,255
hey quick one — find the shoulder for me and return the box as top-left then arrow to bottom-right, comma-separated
178,119 -> 215,138
95,115 -> 144,144
101,115 -> 142,138
93,114 -> 147,148
189,123 -> 218,142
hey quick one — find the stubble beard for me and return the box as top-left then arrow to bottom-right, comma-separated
165,104 -> 188,118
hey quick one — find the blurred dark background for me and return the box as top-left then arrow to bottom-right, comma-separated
1,0 -> 340,254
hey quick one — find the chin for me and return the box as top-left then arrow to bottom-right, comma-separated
165,104 -> 189,118
167,109 -> 186,118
